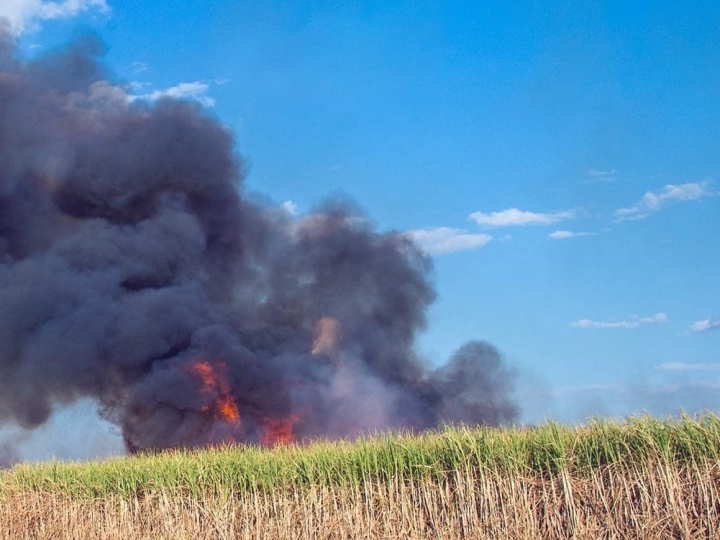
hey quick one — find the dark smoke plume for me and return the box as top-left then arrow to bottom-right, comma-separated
0,30 -> 518,454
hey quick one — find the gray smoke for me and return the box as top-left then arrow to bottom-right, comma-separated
0,31 -> 518,454
0,436 -> 22,468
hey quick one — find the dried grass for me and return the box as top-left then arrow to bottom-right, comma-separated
3,415 -> 719,539
2,459 -> 718,539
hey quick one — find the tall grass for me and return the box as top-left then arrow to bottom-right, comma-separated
3,413 -> 718,497
1,413 -> 719,539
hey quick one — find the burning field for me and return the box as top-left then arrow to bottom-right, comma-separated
0,28 -> 518,458
2,22 -> 720,540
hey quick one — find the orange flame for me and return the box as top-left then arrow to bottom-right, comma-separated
186,359 -> 241,426
260,415 -> 300,446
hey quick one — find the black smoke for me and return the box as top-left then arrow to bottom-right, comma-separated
0,30 -> 519,454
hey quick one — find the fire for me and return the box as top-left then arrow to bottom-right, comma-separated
186,358 -> 300,447
186,359 -> 241,426
260,415 -> 300,446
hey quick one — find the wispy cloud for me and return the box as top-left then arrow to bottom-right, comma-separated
689,319 -> 720,332
131,61 -> 148,74
0,0 -> 109,34
131,82 -> 216,107
615,181 -> 715,221
128,81 -> 151,92
469,208 -> 576,228
570,312 -> 668,329
584,169 -> 618,183
406,227 -> 492,255
548,230 -> 596,240
657,362 -> 720,371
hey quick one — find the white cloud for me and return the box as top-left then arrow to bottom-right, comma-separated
614,181 -> 715,221
280,200 -> 298,217
132,82 -> 216,107
657,362 -> 720,371
406,227 -> 492,255
588,169 -> 617,177
689,319 -> 720,332
584,169 -> 618,183
131,61 -> 148,74
0,0 -> 109,34
128,81 -> 151,92
469,208 -> 576,228
570,312 -> 668,329
548,230 -> 596,240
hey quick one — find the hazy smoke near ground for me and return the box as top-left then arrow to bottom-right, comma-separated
0,438 -> 22,468
0,29 -> 518,455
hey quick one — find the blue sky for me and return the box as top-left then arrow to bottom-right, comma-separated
2,1 -> 719,458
